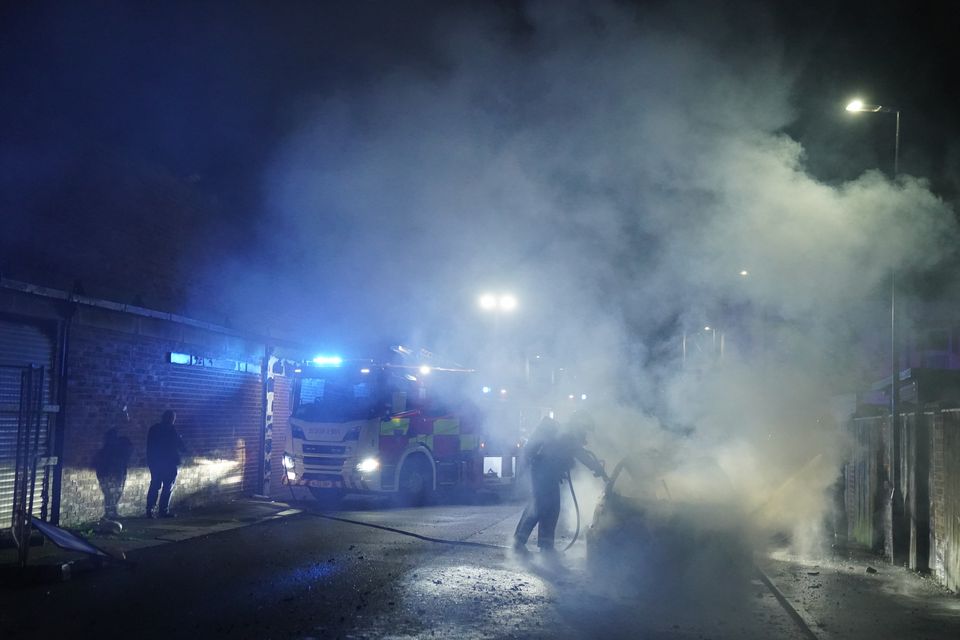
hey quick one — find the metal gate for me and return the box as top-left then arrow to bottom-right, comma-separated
0,318 -> 57,533
5,366 -> 47,564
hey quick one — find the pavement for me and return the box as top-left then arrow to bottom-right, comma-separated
757,544 -> 960,639
0,496 -> 304,587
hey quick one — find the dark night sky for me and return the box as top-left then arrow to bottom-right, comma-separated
776,1 -> 960,191
2,1 -> 460,223
4,2 -> 958,186
2,0 -> 959,345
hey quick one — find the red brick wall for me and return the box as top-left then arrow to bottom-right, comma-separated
59,322 -> 264,524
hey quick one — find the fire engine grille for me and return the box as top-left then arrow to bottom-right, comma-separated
302,473 -> 343,482
303,456 -> 346,468
303,444 -> 347,455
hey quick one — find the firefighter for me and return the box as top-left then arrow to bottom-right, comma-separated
513,412 -> 608,557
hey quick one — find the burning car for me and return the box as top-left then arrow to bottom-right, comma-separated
586,457 -> 754,602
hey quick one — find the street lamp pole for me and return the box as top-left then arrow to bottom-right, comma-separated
846,99 -> 900,174
893,109 -> 900,176
846,98 -> 905,563
846,99 -> 902,405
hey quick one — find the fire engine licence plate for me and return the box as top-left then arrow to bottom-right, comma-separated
310,479 -> 342,488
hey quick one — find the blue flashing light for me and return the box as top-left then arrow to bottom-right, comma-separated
312,355 -> 343,367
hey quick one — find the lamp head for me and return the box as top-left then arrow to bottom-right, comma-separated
846,99 -> 886,113
846,99 -> 864,112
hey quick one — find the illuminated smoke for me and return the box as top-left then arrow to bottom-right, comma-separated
200,1 -> 956,543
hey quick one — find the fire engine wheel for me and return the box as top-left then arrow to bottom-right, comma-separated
398,456 -> 434,506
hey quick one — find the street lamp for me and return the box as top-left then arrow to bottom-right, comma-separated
845,98 -> 902,401
845,99 -> 900,175
681,324 -> 721,366
845,97 -> 901,392
845,97 -> 905,562
477,291 -> 520,395
478,292 -> 518,313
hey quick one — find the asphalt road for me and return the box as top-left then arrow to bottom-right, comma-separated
1,502 -> 820,639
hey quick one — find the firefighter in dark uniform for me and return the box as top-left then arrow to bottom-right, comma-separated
513,412 -> 608,556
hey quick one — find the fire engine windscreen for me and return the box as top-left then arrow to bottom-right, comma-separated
294,374 -> 380,423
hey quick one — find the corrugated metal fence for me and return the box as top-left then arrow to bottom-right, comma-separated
848,408 -> 960,591
847,415 -> 887,552
932,410 -> 960,591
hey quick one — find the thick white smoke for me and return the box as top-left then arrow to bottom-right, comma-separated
205,1 -> 957,540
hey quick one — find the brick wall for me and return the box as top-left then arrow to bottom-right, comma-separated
60,322 -> 264,525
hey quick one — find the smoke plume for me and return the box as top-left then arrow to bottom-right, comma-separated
202,1 -> 957,540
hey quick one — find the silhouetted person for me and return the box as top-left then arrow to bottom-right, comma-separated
94,427 -> 133,521
146,410 -> 187,518
514,413 -> 607,557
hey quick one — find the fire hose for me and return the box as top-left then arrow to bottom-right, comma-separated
310,511 -> 510,549
311,494 -> 584,553
309,474 -> 588,553
563,470 -> 581,552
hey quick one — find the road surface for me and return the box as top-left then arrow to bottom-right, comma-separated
0,502 -> 906,639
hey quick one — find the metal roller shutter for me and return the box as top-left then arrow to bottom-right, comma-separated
0,318 -> 56,529
165,365 -> 262,497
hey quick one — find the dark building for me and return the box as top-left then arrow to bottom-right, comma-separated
0,277 -> 304,528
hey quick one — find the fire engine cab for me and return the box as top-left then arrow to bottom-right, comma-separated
282,352 -> 518,503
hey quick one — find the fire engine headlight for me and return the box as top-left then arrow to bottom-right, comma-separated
282,454 -> 295,470
356,457 -> 380,473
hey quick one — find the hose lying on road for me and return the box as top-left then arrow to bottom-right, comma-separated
306,474 -> 587,554
307,512 -> 511,550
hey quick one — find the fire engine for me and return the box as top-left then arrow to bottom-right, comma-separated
281,349 -> 521,503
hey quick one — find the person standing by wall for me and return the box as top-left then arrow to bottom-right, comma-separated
94,423 -> 133,523
145,409 -> 187,518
